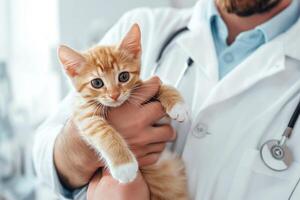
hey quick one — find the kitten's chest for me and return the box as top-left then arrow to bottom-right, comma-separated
73,96 -> 106,124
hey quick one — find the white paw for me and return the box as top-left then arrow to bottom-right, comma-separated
167,103 -> 189,122
110,160 -> 138,183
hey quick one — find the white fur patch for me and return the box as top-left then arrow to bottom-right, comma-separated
83,139 -> 138,184
110,159 -> 138,183
167,102 -> 189,122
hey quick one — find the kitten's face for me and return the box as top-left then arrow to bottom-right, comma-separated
76,47 -> 141,107
58,24 -> 142,107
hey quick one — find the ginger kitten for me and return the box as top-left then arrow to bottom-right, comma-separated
58,24 -> 188,200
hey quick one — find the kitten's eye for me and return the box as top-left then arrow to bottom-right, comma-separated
118,72 -> 130,83
91,78 -> 104,89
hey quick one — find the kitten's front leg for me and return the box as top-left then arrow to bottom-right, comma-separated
158,85 -> 189,122
75,116 -> 138,183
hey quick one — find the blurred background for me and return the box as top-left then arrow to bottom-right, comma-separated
0,0 -> 197,199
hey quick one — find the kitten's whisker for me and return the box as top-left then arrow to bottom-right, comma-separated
129,95 -> 148,103
129,98 -> 148,108
130,94 -> 159,102
90,100 -> 105,120
100,106 -> 106,118
127,99 -> 142,109
91,107 -> 99,120
91,103 -> 102,120
130,90 -> 159,96
133,83 -> 160,87
132,95 -> 157,101
132,84 -> 161,91
103,106 -> 109,119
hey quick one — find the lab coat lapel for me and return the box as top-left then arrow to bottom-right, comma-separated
283,19 -> 300,61
198,39 -> 286,112
176,24 -> 219,82
176,3 -> 219,83
198,17 -> 300,113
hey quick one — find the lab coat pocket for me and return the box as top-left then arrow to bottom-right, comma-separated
227,149 -> 300,200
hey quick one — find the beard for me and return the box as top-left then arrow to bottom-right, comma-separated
217,0 -> 283,16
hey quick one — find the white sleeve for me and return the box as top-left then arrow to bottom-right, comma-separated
32,9 -> 150,199
32,92 -> 77,199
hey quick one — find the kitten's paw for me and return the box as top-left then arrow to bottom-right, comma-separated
110,160 -> 138,183
168,102 -> 189,122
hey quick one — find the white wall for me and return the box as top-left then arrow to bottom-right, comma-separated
58,0 -> 177,50
0,0 -> 9,61
171,0 -> 198,8
8,0 -> 60,124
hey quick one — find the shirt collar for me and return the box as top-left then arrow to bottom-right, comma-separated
206,0 -> 300,43
257,0 -> 300,42
207,0 -> 228,42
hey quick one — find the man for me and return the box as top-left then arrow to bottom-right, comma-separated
33,0 -> 300,199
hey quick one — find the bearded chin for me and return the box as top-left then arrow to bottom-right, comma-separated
217,0 -> 282,17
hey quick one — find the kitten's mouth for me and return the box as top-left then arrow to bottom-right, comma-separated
99,93 -> 130,108
104,100 -> 126,107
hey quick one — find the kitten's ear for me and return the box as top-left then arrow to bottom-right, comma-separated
119,23 -> 141,58
58,45 -> 86,77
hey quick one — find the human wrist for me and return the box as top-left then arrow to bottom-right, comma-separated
54,119 -> 103,189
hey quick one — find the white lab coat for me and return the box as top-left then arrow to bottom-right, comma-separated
33,1 -> 300,199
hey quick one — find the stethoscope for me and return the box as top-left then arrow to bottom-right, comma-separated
152,26 -> 300,172
260,99 -> 300,171
151,27 -> 194,88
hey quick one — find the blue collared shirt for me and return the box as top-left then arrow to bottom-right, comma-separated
208,0 -> 300,79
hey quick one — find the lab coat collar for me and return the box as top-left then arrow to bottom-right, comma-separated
196,32 -> 299,118
197,40 -> 286,113
188,0 -> 209,32
176,0 -> 219,82
176,24 -> 219,82
282,17 -> 300,61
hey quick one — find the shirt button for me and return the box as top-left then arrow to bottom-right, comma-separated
223,53 -> 234,63
193,123 -> 209,139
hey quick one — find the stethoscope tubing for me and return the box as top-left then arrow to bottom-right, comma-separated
288,96 -> 300,129
152,26 -> 193,88
153,57 -> 193,88
155,27 -> 189,63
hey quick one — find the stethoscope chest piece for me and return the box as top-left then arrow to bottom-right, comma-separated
260,139 -> 293,171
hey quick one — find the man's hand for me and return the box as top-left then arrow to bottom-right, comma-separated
54,77 -> 176,189
87,169 -> 150,200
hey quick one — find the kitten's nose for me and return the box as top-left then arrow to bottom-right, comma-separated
109,92 -> 120,101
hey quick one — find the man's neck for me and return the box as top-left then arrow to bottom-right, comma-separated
216,0 -> 292,44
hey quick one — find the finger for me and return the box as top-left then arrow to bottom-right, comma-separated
87,171 -> 102,200
131,143 -> 166,158
145,143 -> 166,155
147,125 -> 176,144
139,102 -> 166,125
130,76 -> 161,104
102,168 -> 110,176
94,171 -> 149,200
138,153 -> 161,167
